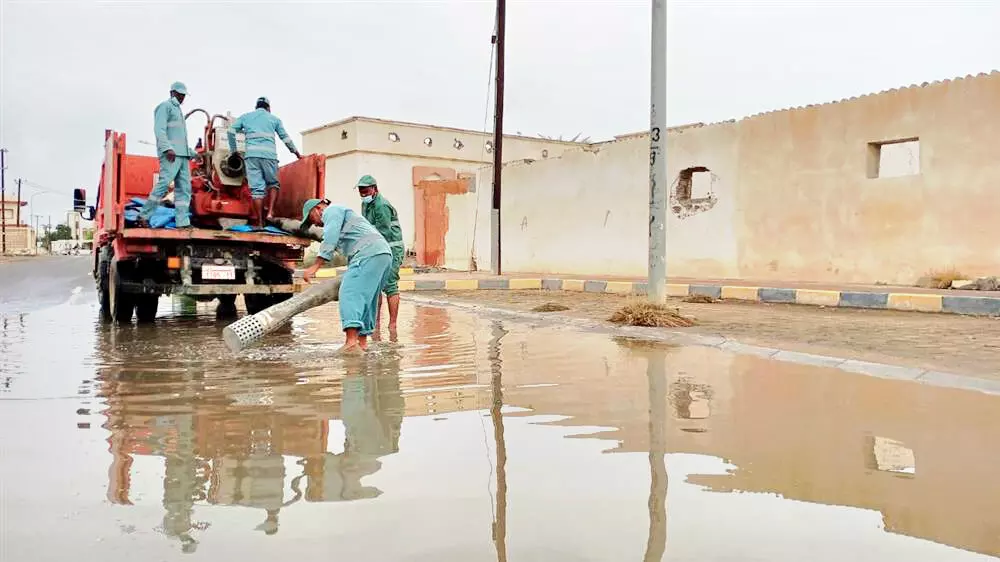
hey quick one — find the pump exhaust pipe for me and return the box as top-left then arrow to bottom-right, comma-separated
223,277 -> 342,353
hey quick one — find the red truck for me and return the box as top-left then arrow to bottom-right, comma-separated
74,123 -> 323,323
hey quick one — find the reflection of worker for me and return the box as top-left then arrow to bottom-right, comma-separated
140,82 -> 194,229
227,97 -> 303,226
301,199 -> 391,352
357,175 -> 405,339
304,370 -> 404,502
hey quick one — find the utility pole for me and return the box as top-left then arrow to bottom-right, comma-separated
648,0 -> 668,303
15,178 -> 22,225
1,148 -> 7,254
47,215 -> 52,253
490,0 -> 507,276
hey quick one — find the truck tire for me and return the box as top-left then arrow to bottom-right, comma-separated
109,260 -> 135,324
216,295 -> 238,318
97,247 -> 112,322
135,295 -> 159,323
243,294 -> 272,316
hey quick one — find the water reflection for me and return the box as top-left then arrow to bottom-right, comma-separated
50,298 -> 995,560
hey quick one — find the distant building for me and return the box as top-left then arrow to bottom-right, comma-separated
301,116 -> 588,269
0,199 -> 34,254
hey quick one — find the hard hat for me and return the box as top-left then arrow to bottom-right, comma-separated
356,175 -> 377,188
256,96 -> 270,107
301,198 -> 323,224
170,81 -> 189,95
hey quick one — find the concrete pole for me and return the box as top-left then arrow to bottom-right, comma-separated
490,0 -> 507,276
647,0 -> 668,303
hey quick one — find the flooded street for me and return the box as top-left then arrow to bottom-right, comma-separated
2,257 -> 999,561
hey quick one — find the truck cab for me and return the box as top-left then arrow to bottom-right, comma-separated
75,128 -> 322,323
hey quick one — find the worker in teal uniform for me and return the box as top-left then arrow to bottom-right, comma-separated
227,97 -> 302,226
357,175 -> 405,339
301,199 -> 391,352
140,82 -> 195,228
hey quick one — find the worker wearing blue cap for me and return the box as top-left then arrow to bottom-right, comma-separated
301,198 -> 392,352
140,81 -> 194,228
228,97 -> 302,226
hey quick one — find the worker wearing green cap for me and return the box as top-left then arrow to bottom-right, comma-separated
357,175 -> 404,339
301,198 -> 392,352
140,81 -> 194,228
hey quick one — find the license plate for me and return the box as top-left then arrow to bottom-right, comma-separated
202,265 -> 236,280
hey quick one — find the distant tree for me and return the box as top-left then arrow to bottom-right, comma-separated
83,229 -> 94,241
43,224 -> 73,246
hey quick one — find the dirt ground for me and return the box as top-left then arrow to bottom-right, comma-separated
421,290 -> 1000,379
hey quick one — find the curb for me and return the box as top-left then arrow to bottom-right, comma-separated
406,294 -> 1000,397
395,278 -> 1000,317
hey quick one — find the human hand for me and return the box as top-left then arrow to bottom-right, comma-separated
303,263 -> 321,284
165,149 -> 176,163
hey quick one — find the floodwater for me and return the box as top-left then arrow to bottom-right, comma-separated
2,258 -> 999,561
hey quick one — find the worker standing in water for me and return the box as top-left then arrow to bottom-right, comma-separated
227,97 -> 302,226
301,199 -> 391,352
140,82 -> 195,229
357,175 -> 404,340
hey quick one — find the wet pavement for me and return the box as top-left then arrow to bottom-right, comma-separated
1,257 -> 999,561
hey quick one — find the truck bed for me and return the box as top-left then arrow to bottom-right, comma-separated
121,226 -> 313,247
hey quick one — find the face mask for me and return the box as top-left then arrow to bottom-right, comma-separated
361,195 -> 374,204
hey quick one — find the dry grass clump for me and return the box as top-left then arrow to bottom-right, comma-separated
609,302 -> 696,328
532,302 -> 570,312
921,267 -> 967,289
683,294 -> 716,304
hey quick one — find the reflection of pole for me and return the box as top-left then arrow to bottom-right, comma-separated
488,321 -> 508,562
644,351 -> 668,561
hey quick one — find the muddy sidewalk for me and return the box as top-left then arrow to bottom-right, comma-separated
419,290 -> 1000,379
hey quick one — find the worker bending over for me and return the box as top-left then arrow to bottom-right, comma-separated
357,175 -> 405,339
227,97 -> 302,226
140,82 -> 195,228
301,199 -> 391,352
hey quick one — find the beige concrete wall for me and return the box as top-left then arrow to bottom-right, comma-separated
470,72 -> 1000,283
303,117 -> 585,265
736,72 -> 1000,283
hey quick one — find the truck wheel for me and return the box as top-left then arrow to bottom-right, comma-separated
243,294 -> 272,316
109,260 -> 135,324
135,295 -> 159,323
98,248 -> 112,322
216,295 -> 238,318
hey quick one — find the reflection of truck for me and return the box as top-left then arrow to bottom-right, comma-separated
74,118 -> 323,323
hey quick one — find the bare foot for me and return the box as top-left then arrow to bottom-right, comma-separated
388,326 -> 398,343
337,343 -> 363,355
372,331 -> 382,343
359,335 -> 369,351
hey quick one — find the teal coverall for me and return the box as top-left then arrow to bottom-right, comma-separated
227,109 -> 298,200
141,97 -> 194,227
317,205 -> 392,335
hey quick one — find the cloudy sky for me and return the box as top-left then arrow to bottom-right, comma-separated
1,0 -> 997,221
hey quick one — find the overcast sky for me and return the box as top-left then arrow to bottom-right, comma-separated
1,0 -> 998,221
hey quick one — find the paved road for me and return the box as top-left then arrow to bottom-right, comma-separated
0,255 -> 93,314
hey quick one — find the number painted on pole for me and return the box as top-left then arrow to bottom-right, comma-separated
651,127 -> 661,142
